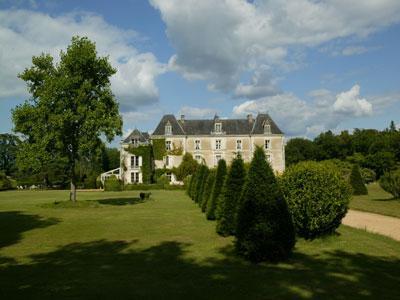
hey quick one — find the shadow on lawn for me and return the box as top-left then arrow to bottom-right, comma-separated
0,211 -> 59,249
0,239 -> 399,299
94,197 -> 145,206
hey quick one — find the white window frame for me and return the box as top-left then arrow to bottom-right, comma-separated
165,155 -> 170,166
131,172 -> 139,183
266,154 -> 272,163
236,139 -> 242,150
264,124 -> 271,134
130,155 -> 139,168
131,138 -> 139,146
165,124 -> 172,135
215,154 -> 222,165
215,139 -> 222,150
195,155 -> 202,163
195,140 -> 201,150
265,139 -> 271,150
215,123 -> 222,133
165,140 -> 172,151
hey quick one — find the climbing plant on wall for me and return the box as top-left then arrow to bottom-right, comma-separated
152,138 -> 166,160
126,145 -> 154,184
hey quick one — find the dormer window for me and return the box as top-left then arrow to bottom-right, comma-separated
131,138 -> 139,146
215,123 -> 222,133
264,123 -> 271,134
165,122 -> 172,135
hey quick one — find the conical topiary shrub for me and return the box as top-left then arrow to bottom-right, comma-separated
235,146 -> 295,263
350,164 -> 368,195
189,170 -> 199,200
194,165 -> 209,204
206,159 -> 227,220
201,169 -> 216,213
216,155 -> 246,236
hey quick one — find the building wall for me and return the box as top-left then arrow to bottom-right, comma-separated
154,134 -> 285,174
120,145 -> 143,184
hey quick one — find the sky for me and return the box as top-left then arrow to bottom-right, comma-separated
0,0 -> 399,146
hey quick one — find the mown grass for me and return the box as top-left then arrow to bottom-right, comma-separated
350,183 -> 400,218
0,189 -> 400,299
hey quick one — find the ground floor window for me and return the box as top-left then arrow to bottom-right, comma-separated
131,172 -> 139,183
266,154 -> 272,163
215,154 -> 222,166
195,155 -> 202,163
166,172 -> 172,182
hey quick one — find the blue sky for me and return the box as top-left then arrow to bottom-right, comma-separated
0,0 -> 399,146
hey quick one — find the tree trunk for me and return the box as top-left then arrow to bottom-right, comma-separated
70,178 -> 77,202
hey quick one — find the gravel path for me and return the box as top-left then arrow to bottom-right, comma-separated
343,209 -> 400,241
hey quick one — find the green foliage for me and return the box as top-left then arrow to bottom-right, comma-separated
379,169 -> 400,199
13,36 -> 122,200
152,139 -> 166,160
201,170 -> 216,212
104,176 -> 123,191
102,147 -> 120,171
285,138 -> 319,166
0,172 -> 16,191
194,165 -> 209,204
189,169 -> 199,200
0,133 -> 20,176
322,159 -> 353,181
172,153 -> 198,181
349,164 -> 368,195
168,141 -> 184,155
126,145 -> 153,184
206,159 -> 227,220
360,168 -> 376,184
216,155 -> 246,236
281,161 -> 351,239
363,152 -> 396,178
235,147 -> 295,262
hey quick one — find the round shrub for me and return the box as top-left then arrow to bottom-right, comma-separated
104,175 -> 123,191
280,161 -> 351,239
379,169 -> 400,199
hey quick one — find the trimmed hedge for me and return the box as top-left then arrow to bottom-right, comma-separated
349,164 -> 368,195
280,161 -> 351,239
206,159 -> 227,220
194,165 -> 209,204
379,169 -> 400,199
104,176 -> 123,191
235,146 -> 295,262
216,155 -> 246,236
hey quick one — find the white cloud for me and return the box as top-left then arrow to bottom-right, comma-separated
341,46 -> 369,56
0,9 -> 165,110
233,84 -> 375,136
178,106 -> 218,119
333,85 -> 372,116
151,0 -> 400,96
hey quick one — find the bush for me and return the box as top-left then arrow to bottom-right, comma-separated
201,170 -> 216,212
173,153 -> 198,181
189,169 -> 199,200
96,176 -> 103,189
360,168 -> 376,184
104,175 -> 123,191
349,164 -> 368,195
216,155 -> 246,236
379,169 -> 400,199
0,172 -> 16,191
235,147 -> 295,263
206,159 -> 227,220
280,161 -> 351,239
194,165 -> 209,204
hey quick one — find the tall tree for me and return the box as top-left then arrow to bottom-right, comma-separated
0,134 -> 20,176
13,36 -> 122,201
235,146 -> 295,262
206,159 -> 227,220
216,155 -> 246,236
285,138 -> 319,166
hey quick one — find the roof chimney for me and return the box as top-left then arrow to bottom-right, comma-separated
180,114 -> 185,123
247,114 -> 253,123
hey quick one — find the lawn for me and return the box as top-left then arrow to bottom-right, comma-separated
1,190 -> 400,299
350,182 -> 400,218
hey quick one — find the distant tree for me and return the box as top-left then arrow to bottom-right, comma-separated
206,159 -> 227,220
173,153 -> 198,181
102,147 -> 120,171
285,138 -> 319,166
389,120 -> 397,133
216,155 -> 246,236
13,36 -> 122,201
349,164 -> 368,195
379,169 -> 400,199
314,130 -> 341,160
364,152 -> 396,178
201,169 -> 216,212
0,133 -> 20,176
236,146 -> 295,262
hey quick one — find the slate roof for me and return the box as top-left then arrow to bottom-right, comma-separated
152,113 -> 283,136
123,129 -> 150,143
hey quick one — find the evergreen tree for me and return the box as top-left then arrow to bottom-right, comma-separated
189,170 -> 199,200
201,169 -> 216,212
216,155 -> 246,236
235,146 -> 295,263
349,164 -> 368,195
194,165 -> 209,204
206,159 -> 227,220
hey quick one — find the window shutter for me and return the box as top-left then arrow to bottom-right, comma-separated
139,156 -> 142,167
